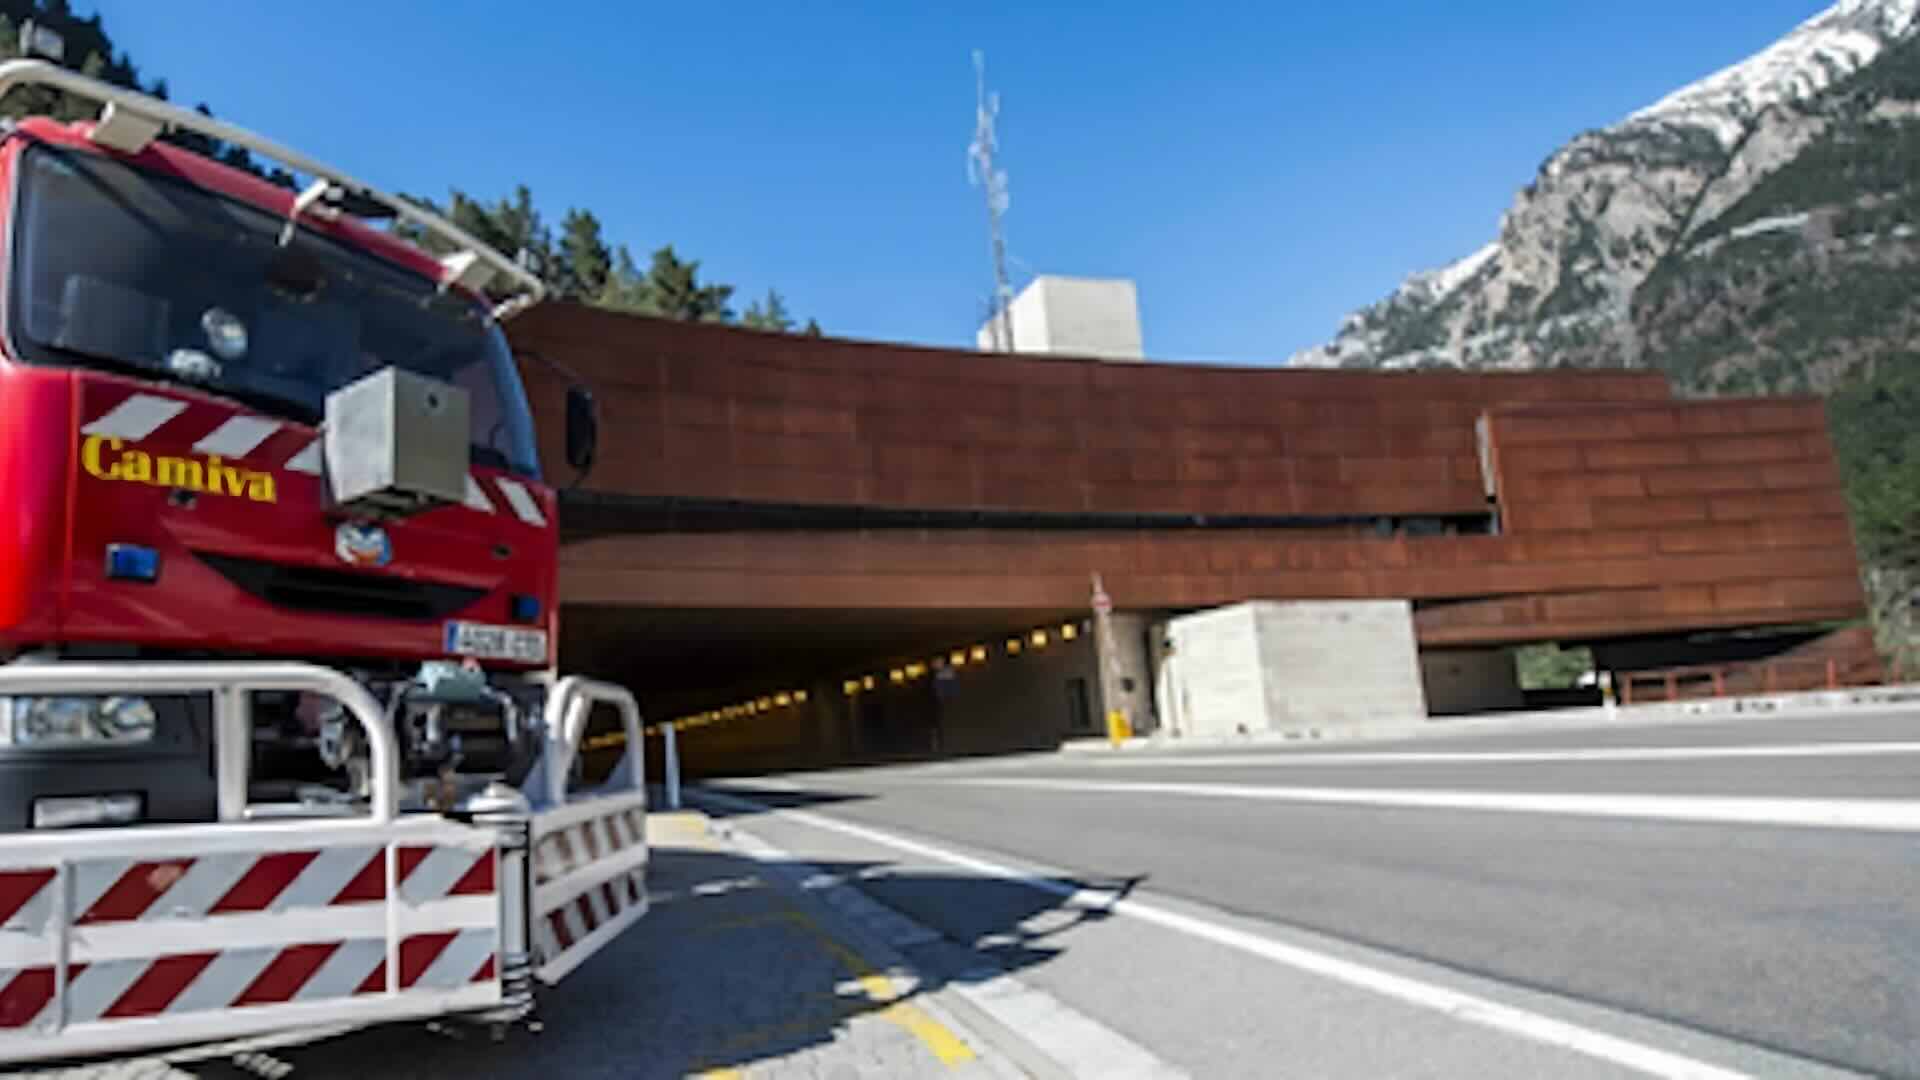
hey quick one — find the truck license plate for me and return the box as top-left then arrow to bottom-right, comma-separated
444,621 -> 548,663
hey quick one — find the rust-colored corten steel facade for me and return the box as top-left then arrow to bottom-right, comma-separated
508,302 -> 1865,690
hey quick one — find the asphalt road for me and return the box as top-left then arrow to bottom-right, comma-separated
703,707 -> 1920,1078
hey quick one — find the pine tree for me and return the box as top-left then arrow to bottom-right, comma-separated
0,1 -> 816,330
741,288 -> 793,332
594,244 -> 654,313
637,245 -> 734,323
555,209 -> 612,301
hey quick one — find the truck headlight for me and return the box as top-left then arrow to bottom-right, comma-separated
33,793 -> 142,828
0,696 -> 156,746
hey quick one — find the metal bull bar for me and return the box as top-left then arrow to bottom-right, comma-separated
0,662 -> 521,1065
523,678 -> 650,985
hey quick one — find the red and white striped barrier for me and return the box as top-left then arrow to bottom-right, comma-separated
0,816 -> 503,1063
530,795 -> 649,985
0,666 -> 651,1063
526,676 -> 650,985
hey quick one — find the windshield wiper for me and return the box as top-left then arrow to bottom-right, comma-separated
35,340 -> 163,384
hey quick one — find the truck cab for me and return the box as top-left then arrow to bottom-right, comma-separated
0,61 -> 588,829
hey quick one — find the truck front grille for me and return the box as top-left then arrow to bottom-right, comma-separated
194,553 -> 486,621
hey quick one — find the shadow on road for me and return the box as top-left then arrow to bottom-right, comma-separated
37,825 -> 1126,1079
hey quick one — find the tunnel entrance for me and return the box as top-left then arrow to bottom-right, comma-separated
559,604 -> 1120,776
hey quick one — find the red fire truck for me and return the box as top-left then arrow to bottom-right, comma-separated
0,50 -> 606,827
0,50 -> 652,1064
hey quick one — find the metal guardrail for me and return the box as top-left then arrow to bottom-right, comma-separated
0,662 -> 511,1064
574,709 -> 683,810
540,676 -> 645,808
1618,657 -> 1886,706
0,660 -> 398,821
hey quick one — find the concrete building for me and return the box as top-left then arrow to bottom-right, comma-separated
976,275 -> 1143,360
509,303 -> 1875,774
1162,601 -> 1428,739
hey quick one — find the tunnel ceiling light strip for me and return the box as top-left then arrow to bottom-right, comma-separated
834,617 -> 1096,703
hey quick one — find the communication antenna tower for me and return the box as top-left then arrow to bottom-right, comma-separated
968,50 -> 1014,353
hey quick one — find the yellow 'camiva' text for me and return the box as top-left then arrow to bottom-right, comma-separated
81,435 -> 277,503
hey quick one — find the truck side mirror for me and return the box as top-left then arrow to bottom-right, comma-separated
565,384 -> 598,478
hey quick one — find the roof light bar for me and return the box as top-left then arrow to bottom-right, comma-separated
0,59 -> 545,321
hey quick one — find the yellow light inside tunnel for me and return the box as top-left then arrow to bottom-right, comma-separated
905,663 -> 926,679
1031,630 -> 1049,648
970,645 -> 988,662
794,689 -> 809,703
950,650 -> 967,666
844,680 -> 860,696
757,697 -> 773,710
1006,638 -> 1022,655
889,669 -> 905,684
775,692 -> 792,707
1061,623 -> 1078,640
863,675 -> 877,690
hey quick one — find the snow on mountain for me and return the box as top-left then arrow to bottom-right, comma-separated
1288,0 -> 1920,371
1630,0 -> 1918,145
1400,243 -> 1497,304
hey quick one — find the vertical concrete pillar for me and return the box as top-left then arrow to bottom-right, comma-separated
1095,612 -> 1156,736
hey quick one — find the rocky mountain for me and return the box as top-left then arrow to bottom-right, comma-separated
1291,0 -> 1920,398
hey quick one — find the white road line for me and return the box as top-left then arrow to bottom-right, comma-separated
1081,740 -> 1920,770
946,777 -> 1920,832
694,788 -> 1749,1080
715,810 -> 1184,1080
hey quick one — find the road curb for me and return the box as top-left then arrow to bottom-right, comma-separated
689,788 -> 1189,1080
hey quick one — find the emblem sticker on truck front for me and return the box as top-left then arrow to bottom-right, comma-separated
335,522 -> 393,568
445,621 -> 548,664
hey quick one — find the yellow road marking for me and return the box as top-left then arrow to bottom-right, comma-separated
690,908 -> 977,1066
881,1001 -> 977,1066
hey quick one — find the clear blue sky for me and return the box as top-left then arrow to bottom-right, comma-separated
95,1 -> 1827,364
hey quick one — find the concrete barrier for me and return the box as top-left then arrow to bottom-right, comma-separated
1059,682 -> 1920,753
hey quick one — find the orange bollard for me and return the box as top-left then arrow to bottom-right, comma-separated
1827,657 -> 1838,690
1665,671 -> 1678,702
1712,668 -> 1726,697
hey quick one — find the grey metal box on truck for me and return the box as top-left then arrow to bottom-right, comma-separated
324,366 -> 470,518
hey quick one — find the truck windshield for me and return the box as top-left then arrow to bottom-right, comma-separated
8,142 -> 541,479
